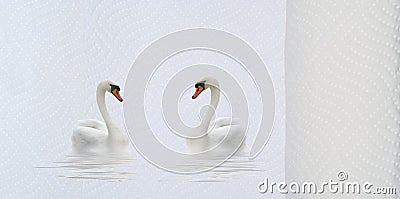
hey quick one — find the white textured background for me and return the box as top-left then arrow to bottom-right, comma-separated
286,0 -> 400,198
0,1 -> 286,198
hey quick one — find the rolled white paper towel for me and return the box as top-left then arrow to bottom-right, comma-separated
286,0 -> 400,198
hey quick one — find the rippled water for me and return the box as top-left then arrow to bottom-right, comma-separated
185,156 -> 265,182
35,149 -> 265,183
36,151 -> 136,182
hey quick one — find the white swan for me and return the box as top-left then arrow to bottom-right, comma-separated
187,77 -> 246,154
72,80 -> 129,152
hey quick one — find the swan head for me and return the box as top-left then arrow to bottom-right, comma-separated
192,77 -> 219,99
101,80 -> 123,102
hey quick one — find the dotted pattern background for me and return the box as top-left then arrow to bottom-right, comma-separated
0,1 -> 286,198
286,0 -> 400,198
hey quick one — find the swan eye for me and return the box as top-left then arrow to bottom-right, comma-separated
194,81 -> 205,89
110,84 -> 120,92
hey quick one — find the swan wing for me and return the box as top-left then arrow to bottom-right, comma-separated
188,118 -> 246,154
72,119 -> 107,145
210,117 -> 240,129
209,124 -> 243,140
77,119 -> 107,132
206,124 -> 247,155
72,126 -> 107,144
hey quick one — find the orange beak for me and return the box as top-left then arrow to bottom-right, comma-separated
112,89 -> 123,102
192,86 -> 204,99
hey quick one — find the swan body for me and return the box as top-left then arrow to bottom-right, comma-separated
72,80 -> 128,152
187,77 -> 246,154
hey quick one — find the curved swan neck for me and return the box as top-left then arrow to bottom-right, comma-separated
96,84 -> 114,129
197,84 -> 220,133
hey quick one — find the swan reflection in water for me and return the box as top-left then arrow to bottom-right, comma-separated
52,149 -> 136,182
159,151 -> 265,183
35,143 -> 136,182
